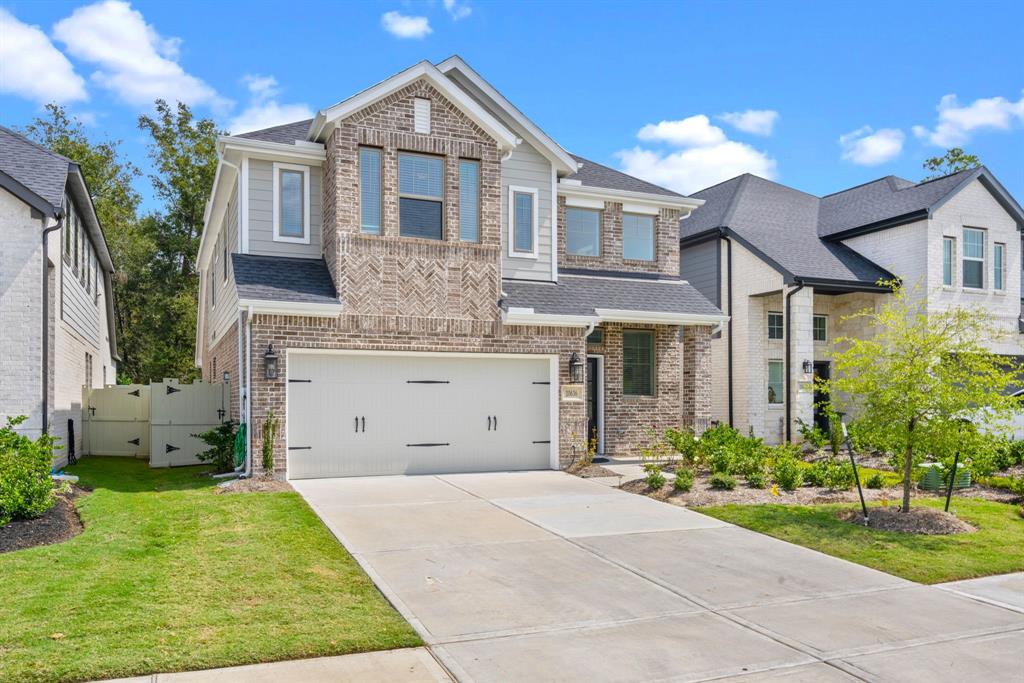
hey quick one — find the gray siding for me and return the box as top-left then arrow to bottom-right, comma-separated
60,255 -> 100,347
680,238 -> 720,307
248,159 -> 322,258
210,185 -> 240,345
501,141 -> 553,281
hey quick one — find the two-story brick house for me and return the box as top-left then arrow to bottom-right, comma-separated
680,168 -> 1024,444
196,58 -> 725,479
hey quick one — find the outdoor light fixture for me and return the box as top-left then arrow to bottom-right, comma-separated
223,371 -> 230,384
802,359 -> 813,374
264,344 -> 279,380
569,352 -> 584,384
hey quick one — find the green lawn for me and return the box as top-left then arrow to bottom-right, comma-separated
0,457 -> 420,683
702,497 -> 1024,584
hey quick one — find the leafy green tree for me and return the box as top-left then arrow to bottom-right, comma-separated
828,281 -> 1019,512
922,147 -> 980,180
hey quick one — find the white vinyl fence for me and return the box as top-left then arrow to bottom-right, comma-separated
83,379 -> 227,467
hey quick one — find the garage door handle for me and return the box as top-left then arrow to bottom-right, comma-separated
487,416 -> 492,431
493,415 -> 498,431
355,416 -> 359,433
361,416 -> 365,433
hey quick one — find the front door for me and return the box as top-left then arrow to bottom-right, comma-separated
813,361 -> 831,433
586,357 -> 601,453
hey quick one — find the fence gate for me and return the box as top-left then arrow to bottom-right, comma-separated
83,379 -> 226,467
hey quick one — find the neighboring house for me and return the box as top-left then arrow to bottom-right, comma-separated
195,58 -> 725,479
0,126 -> 119,464
680,168 -> 1024,444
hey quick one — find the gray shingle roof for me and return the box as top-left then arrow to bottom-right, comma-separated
234,119 -> 313,144
502,274 -> 723,318
566,154 -> 684,198
232,254 -> 338,304
0,125 -> 71,212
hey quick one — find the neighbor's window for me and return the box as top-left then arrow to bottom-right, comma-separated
510,187 -> 536,255
623,213 -> 655,261
767,311 -> 784,340
73,211 -> 80,274
942,236 -> 954,286
222,232 -> 228,280
94,254 -> 100,305
768,360 -> 784,404
85,242 -> 92,293
399,152 -> 444,240
63,197 -> 72,262
274,163 -> 308,242
359,147 -> 382,235
994,243 -> 1006,291
209,270 -> 216,309
623,330 -> 655,396
459,159 -> 480,242
813,315 -> 827,342
566,207 -> 601,256
962,227 -> 985,289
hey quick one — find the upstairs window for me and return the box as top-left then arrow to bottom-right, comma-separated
509,187 -> 537,256
222,232 -> 228,280
767,311 -> 784,340
94,254 -> 100,305
622,213 -> 655,261
359,147 -> 382,235
73,210 -> 80,274
273,163 -> 309,243
962,227 -> 985,289
813,315 -> 827,342
459,159 -> 480,242
623,330 -> 655,396
63,196 -> 72,262
942,237 -> 955,286
209,269 -> 216,309
566,207 -> 601,256
399,152 -> 444,240
994,242 -> 1006,290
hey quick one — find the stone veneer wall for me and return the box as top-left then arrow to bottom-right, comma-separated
557,195 -> 681,276
249,314 -> 587,474
204,320 -> 240,422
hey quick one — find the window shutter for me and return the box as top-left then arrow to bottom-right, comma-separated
414,98 -> 431,134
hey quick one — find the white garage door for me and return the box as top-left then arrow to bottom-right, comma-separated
287,352 -> 553,479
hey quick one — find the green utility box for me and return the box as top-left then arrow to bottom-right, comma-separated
917,462 -> 971,491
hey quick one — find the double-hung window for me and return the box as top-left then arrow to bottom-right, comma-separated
566,207 -> 601,256
399,152 -> 444,240
222,232 -> 228,280
767,312 -> 784,340
209,269 -> 215,309
768,360 -> 784,404
359,147 -> 382,235
459,159 -> 480,242
73,209 -> 80,275
942,236 -> 955,286
508,186 -> 537,256
813,315 -> 827,342
622,213 -> 655,261
273,163 -> 309,243
994,242 -> 1006,291
623,330 -> 655,396
962,227 -> 985,289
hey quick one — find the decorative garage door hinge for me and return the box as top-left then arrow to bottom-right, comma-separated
532,440 -> 551,444
288,379 -> 311,383
406,380 -> 450,384
406,443 -> 450,447
532,381 -> 551,385
287,446 -> 312,451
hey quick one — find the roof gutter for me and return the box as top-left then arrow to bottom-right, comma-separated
41,213 -> 64,436
722,230 -> 734,427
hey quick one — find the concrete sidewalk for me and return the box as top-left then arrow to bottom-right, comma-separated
99,647 -> 451,682
939,572 -> 1024,613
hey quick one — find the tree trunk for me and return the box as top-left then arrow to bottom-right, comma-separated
902,429 -> 914,512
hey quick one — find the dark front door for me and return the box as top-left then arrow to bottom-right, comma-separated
586,357 -> 600,452
813,361 -> 831,433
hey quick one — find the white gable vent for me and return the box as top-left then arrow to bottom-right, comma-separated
414,97 -> 431,134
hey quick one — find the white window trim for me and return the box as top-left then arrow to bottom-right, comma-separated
622,212 -> 655,262
565,205 -> 603,257
813,314 -> 828,342
272,162 -> 311,245
508,184 -> 539,259
962,226 -> 985,289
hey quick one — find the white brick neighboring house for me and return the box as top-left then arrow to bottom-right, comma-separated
680,169 -> 1024,444
0,126 -> 119,465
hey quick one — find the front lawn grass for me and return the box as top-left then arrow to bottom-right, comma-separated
0,457 -> 420,683
701,497 -> 1024,584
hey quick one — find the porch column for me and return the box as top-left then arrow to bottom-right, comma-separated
787,284 -> 815,441
681,325 -> 713,433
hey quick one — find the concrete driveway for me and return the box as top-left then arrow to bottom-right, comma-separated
294,471 -> 1024,682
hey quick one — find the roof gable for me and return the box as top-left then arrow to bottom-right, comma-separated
0,125 -> 70,214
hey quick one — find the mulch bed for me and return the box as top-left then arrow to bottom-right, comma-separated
838,506 -> 976,535
568,463 -> 620,478
0,485 -> 86,554
214,476 -> 293,494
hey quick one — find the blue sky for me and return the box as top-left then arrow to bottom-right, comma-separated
2,0 -> 1022,213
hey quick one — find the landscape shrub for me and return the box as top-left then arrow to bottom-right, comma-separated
865,472 -> 886,489
1007,476 -> 1024,498
993,439 -> 1024,471
664,427 -> 698,463
806,459 -> 856,490
745,469 -> 768,489
673,467 -> 695,492
771,445 -> 804,491
796,418 -> 829,449
194,421 -> 238,473
643,462 -> 666,490
0,416 -> 58,525
261,411 -> 279,472
709,472 -> 736,491
707,446 -> 735,475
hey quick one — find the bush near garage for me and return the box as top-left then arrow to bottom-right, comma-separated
0,417 -> 58,525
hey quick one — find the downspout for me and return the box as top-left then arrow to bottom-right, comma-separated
784,280 -> 805,442
244,304 -> 254,478
41,213 -> 63,435
721,231 -> 734,427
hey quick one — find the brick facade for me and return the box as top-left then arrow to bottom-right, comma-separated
204,320 -> 241,422
681,325 -> 712,433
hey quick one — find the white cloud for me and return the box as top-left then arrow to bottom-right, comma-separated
617,142 -> 778,195
912,92 -> 1024,147
227,74 -> 313,134
637,115 -> 727,147
718,109 -> 779,136
0,8 -> 87,103
443,0 -> 472,20
52,0 -> 227,111
839,126 -> 905,166
381,11 -> 432,39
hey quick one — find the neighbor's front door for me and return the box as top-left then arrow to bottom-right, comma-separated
586,357 -> 600,452
813,361 -> 831,433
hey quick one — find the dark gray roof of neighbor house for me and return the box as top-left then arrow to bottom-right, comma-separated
502,273 -> 723,318
234,119 -> 313,144
232,254 -> 338,304
684,174 -> 894,286
566,154 -> 684,198
0,125 -> 72,213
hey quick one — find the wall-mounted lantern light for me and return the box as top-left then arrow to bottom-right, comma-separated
222,371 -> 230,384
802,359 -> 814,374
569,352 -> 584,384
264,344 -> 279,379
